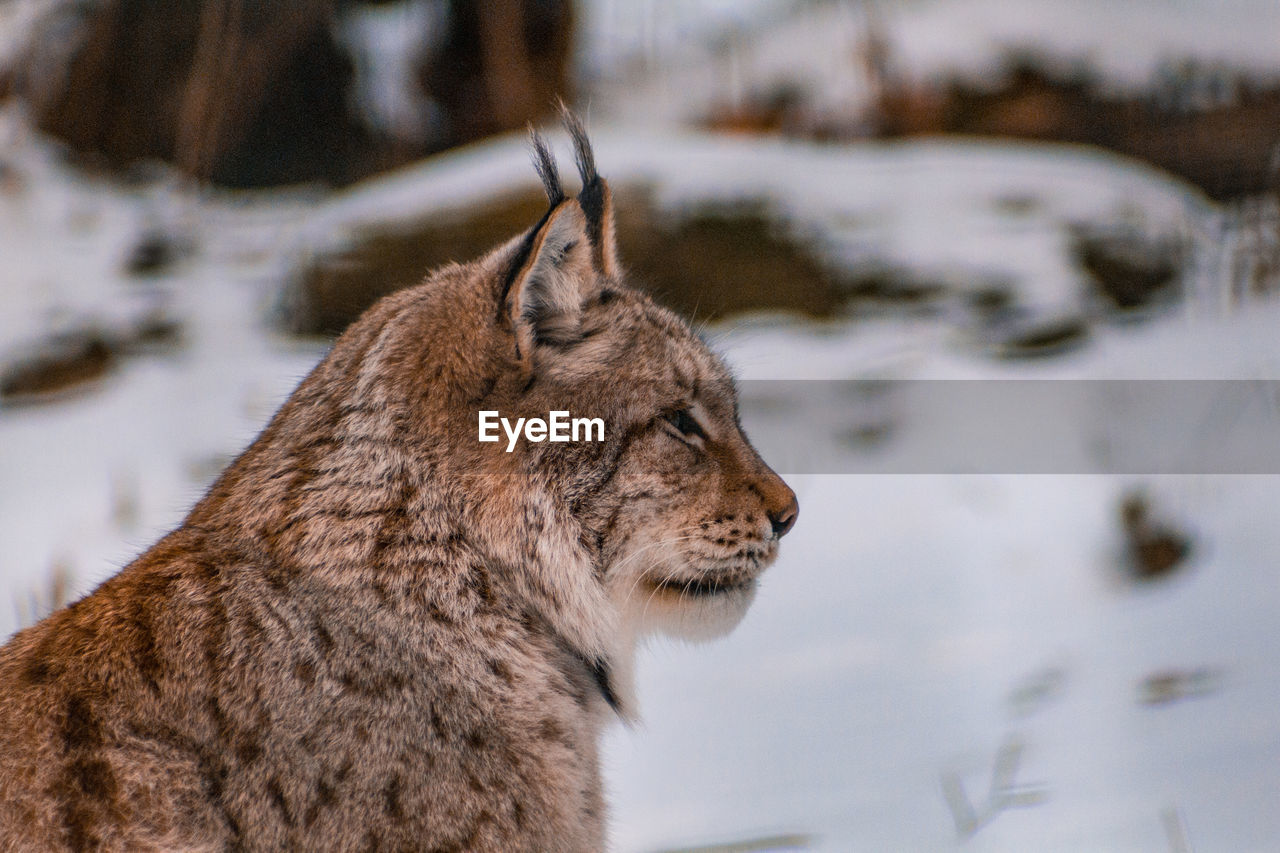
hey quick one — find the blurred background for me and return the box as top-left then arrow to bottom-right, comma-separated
2,0 -> 1279,850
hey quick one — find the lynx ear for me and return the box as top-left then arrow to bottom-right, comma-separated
560,105 -> 620,277
506,200 -> 597,364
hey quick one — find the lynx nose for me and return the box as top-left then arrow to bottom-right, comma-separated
769,495 -> 798,539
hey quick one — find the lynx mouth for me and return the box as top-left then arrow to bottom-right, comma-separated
640,567 -> 762,641
654,574 -> 755,597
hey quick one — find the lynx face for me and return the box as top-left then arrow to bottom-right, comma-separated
524,287 -> 797,642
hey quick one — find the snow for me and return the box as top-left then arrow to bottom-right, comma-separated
2,98 -> 1279,852
875,0 -> 1280,91
606,471 -> 1280,851
582,0 -> 1280,128
0,108 -> 166,363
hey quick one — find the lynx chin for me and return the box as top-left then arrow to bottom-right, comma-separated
0,106 -> 797,852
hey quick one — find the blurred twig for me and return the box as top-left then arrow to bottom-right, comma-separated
941,734 -> 1047,842
1162,805 -> 1194,853
13,559 -> 73,630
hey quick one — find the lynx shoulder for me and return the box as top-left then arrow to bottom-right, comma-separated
0,110 -> 797,852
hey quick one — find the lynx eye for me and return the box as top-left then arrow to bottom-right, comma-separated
663,407 -> 707,445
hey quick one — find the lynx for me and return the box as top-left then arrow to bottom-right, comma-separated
0,110 -> 797,852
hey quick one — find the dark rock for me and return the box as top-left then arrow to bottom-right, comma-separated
874,55 -> 1280,201
124,313 -> 185,352
0,313 -> 184,406
619,197 -> 845,323
988,314 -> 1089,359
1,333 -> 116,402
1119,490 -> 1194,580
842,267 -> 949,311
1073,227 -> 1184,314
124,231 -> 184,277
1138,667 -> 1220,706
284,188 -> 849,336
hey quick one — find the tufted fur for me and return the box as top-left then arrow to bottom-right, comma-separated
0,111 -> 797,852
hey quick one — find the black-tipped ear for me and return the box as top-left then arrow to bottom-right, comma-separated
528,126 -> 565,206
558,103 -> 620,277
506,201 -> 597,367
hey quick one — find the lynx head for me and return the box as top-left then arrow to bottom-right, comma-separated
273,109 -> 796,707
469,111 -> 798,644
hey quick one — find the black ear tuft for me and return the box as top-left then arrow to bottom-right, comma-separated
559,100 -> 599,190
528,126 -> 565,207
558,101 -> 617,275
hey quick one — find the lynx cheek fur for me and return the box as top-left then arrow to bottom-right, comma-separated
0,111 -> 797,852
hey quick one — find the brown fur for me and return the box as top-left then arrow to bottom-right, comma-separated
0,114 -> 797,852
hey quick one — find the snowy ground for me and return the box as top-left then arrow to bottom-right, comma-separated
607,471 -> 1280,852
2,103 -> 1279,851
